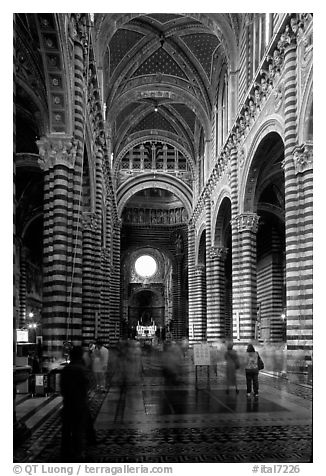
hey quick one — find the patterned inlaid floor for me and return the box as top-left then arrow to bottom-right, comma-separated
13,352 -> 313,463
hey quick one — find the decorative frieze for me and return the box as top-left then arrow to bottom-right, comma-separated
37,137 -> 78,170
293,142 -> 313,174
231,213 -> 260,233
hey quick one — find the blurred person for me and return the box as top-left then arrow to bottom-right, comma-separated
127,340 -> 142,385
181,337 -> 189,358
162,341 -> 183,385
244,343 -> 264,399
60,346 -> 94,462
224,342 -> 240,394
92,340 -> 109,391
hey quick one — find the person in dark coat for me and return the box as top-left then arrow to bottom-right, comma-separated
244,343 -> 261,399
60,346 -> 94,461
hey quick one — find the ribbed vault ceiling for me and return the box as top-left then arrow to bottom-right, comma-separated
92,13 -> 241,213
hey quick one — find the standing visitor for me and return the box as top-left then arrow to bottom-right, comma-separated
92,340 -> 109,391
244,343 -> 264,399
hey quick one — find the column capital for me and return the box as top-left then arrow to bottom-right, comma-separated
82,212 -> 98,231
69,14 -> 89,47
37,136 -> 78,170
113,217 -> 122,229
208,246 -> 228,261
278,16 -> 304,52
231,213 -> 260,233
188,223 -> 196,235
194,264 -> 205,276
293,142 -> 313,174
101,247 -> 110,262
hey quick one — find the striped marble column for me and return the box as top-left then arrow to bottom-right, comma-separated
93,145 -> 104,341
81,212 -> 98,344
37,136 -> 78,359
233,213 -> 259,341
229,146 -> 241,341
281,41 -> 309,373
101,195 -> 113,343
66,37 -> 86,346
207,246 -> 228,341
171,269 -> 179,340
18,246 -> 27,328
100,247 -> 111,343
205,194 -> 215,341
110,218 -> 121,343
187,222 -> 197,345
286,142 -> 313,366
192,264 -> 207,341
173,253 -> 184,340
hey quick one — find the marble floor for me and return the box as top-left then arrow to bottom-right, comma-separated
13,350 -> 312,463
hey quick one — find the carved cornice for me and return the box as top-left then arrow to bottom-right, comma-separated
293,142 -> 313,174
82,212 -> 98,231
231,213 -> 260,233
208,246 -> 228,261
36,137 -> 78,170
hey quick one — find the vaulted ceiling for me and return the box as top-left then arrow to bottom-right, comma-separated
93,14 -> 241,168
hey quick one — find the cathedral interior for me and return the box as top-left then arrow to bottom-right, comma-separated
13,13 -> 313,464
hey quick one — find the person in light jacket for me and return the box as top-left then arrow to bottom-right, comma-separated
92,340 -> 109,391
244,343 -> 260,399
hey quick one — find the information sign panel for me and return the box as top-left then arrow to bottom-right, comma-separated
193,343 -> 211,366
